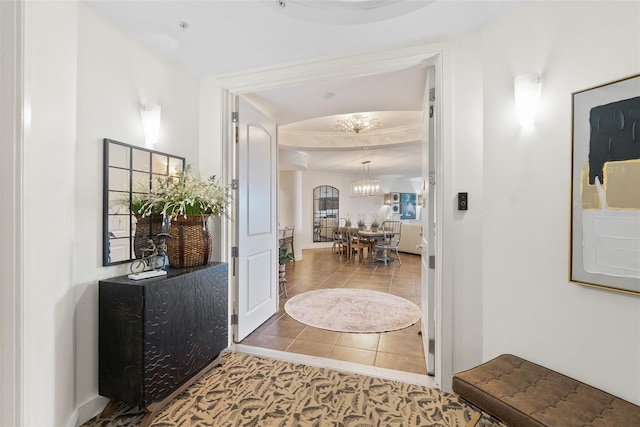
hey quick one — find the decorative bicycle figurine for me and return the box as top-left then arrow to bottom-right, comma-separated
130,233 -> 171,274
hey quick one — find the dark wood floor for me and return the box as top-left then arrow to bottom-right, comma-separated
241,247 -> 427,375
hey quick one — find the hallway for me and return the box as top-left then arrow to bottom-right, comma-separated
240,248 -> 427,375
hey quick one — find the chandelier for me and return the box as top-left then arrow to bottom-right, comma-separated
351,161 -> 383,198
333,114 -> 380,134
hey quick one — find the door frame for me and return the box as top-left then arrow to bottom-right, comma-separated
421,65 -> 436,377
218,42 -> 453,389
0,0 -> 24,424
0,1 -> 25,425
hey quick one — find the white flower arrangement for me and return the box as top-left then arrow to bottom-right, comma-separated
139,165 -> 232,219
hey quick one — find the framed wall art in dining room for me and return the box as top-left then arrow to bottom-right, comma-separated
390,192 -> 400,215
400,192 -> 417,220
570,73 -> 640,295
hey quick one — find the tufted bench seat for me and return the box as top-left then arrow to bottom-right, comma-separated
452,354 -> 640,427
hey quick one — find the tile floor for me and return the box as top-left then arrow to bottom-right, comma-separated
240,247 -> 427,375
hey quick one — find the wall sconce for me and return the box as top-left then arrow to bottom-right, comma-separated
514,73 -> 541,128
383,193 -> 393,205
141,104 -> 161,147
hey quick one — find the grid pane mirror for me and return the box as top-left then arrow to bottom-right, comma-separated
103,138 -> 185,266
313,185 -> 339,242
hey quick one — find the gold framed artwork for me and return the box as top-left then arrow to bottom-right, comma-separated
570,74 -> 640,295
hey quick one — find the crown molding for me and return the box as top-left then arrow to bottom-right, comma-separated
215,40 -> 445,94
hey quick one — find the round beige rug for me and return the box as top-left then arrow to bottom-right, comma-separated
284,288 -> 421,333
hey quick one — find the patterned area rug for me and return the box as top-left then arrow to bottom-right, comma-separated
83,351 -> 503,427
284,288 -> 421,333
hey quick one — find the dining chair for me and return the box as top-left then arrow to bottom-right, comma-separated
332,227 -> 344,255
350,232 -> 375,261
374,221 -> 402,265
282,226 -> 295,264
340,227 -> 354,258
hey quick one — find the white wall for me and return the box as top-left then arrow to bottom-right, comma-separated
279,170 -> 300,228
279,170 -> 303,259
449,31 -> 485,374
480,1 -> 640,404
297,170 -> 419,249
22,1 -> 78,425
198,77 -> 223,178
74,3 -> 200,423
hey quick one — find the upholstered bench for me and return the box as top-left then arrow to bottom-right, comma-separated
452,354 -> 640,427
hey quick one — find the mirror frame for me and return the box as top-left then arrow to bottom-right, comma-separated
312,185 -> 340,242
102,138 -> 185,266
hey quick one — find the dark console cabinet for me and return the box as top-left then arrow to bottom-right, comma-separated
99,263 -> 228,424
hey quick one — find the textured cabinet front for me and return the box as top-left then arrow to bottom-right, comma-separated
99,263 -> 228,406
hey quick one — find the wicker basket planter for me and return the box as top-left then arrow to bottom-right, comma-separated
133,214 -> 164,259
167,214 -> 211,268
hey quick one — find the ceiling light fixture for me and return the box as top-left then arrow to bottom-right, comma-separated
334,114 -> 380,134
351,160 -> 383,198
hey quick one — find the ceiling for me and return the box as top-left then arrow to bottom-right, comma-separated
86,0 -> 523,180
245,67 -> 428,180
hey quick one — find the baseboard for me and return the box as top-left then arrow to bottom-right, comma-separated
76,395 -> 109,426
67,411 -> 79,427
301,242 -> 333,250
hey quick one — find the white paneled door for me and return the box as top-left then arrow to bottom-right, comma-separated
234,97 -> 279,341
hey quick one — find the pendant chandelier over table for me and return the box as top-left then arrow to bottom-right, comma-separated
333,114 -> 380,134
351,161 -> 383,197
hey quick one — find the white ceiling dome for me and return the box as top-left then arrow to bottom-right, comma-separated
260,0 -> 435,25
